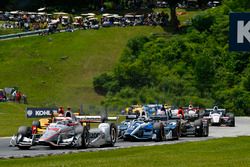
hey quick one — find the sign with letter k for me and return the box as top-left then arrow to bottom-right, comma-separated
230,13 -> 250,51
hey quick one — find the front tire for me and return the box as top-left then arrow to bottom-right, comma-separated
16,126 -> 32,150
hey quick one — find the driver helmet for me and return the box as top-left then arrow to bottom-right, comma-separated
213,106 -> 218,111
188,104 -> 193,110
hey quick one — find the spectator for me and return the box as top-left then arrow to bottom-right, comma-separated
15,91 -> 22,103
22,94 -> 28,104
58,106 -> 64,115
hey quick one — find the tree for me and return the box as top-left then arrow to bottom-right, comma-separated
166,0 -> 182,31
194,54 -> 215,97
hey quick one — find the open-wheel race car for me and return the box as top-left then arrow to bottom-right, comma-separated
10,108 -> 118,149
118,111 -> 181,142
170,106 -> 209,137
202,106 -> 235,127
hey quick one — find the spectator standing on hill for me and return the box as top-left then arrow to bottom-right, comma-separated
15,91 -> 22,103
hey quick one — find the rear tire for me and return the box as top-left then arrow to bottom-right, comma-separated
194,119 -> 203,137
81,126 -> 89,148
173,120 -> 181,140
153,122 -> 165,142
108,123 -> 117,147
203,121 -> 209,137
229,115 -> 235,127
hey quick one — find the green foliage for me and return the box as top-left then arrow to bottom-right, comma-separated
224,0 -> 250,11
194,54 -> 215,97
94,2 -> 250,115
191,14 -> 215,32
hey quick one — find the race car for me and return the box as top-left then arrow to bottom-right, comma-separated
180,118 -> 209,137
202,106 -> 235,127
10,109 -> 118,149
9,107 -> 58,148
170,106 -> 209,137
120,114 -> 181,142
125,104 -> 143,115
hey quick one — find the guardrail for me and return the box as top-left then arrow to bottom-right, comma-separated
0,29 -> 48,40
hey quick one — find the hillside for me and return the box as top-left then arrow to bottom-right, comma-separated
0,26 -> 165,108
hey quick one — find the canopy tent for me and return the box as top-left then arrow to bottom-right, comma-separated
74,16 -> 82,19
10,11 -> 19,14
37,12 -> 46,15
102,13 -> 111,17
38,7 -> 46,11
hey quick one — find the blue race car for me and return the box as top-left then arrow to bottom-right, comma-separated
119,114 -> 181,142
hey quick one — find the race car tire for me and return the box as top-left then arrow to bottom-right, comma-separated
32,120 -> 41,128
107,123 -> 117,147
229,117 -> 235,127
18,126 -> 32,137
17,126 -> 32,150
173,120 -> 181,140
81,126 -> 89,149
226,113 -> 235,127
203,121 -> 209,137
194,119 -> 203,137
153,122 -> 165,142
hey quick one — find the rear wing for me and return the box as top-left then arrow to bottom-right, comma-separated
26,107 -> 58,118
203,108 -> 226,116
76,115 -> 118,123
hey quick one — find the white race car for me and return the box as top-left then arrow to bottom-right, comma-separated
10,113 -> 118,149
203,106 -> 235,127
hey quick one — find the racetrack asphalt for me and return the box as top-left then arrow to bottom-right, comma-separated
0,117 -> 249,159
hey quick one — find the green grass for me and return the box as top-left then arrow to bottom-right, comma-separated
0,26 -> 165,108
0,103 -> 34,137
0,29 -> 22,35
1,137 -> 250,166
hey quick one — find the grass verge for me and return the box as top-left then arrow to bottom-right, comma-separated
1,136 -> 250,167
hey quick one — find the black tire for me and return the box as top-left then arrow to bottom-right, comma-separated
173,120 -> 181,140
81,126 -> 89,149
17,126 -> 32,137
203,121 -> 209,137
17,126 -> 32,150
153,122 -> 165,142
108,123 -> 117,147
194,119 -> 203,137
229,117 -> 235,127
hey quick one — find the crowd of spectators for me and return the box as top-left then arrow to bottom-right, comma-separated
0,10 -> 170,34
0,87 -> 28,104
0,0 -> 220,34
